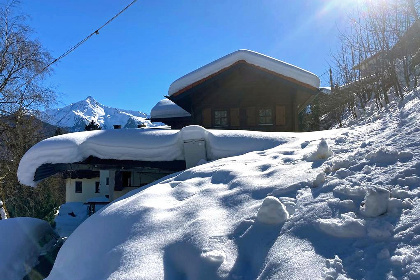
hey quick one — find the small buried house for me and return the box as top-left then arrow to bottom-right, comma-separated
151,49 -> 321,131
18,126 -> 285,205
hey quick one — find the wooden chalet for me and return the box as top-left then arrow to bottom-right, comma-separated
153,50 -> 321,132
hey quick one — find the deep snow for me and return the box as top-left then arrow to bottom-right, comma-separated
44,86 -> 420,280
18,127 -> 289,187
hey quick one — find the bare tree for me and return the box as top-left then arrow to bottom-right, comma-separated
0,1 -> 64,219
326,0 -> 420,124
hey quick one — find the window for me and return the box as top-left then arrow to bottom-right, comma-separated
95,182 -> 100,193
122,171 -> 132,188
75,181 -> 82,193
214,110 -> 228,127
258,108 -> 273,125
106,177 -> 109,185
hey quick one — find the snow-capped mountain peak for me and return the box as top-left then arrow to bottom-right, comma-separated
42,96 -> 152,131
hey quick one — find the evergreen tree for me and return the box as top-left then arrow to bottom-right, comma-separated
85,120 -> 101,131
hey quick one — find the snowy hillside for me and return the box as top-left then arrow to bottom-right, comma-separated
47,88 -> 420,279
42,96 -> 152,131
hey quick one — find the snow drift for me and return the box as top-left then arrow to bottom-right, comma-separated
44,87 -> 420,279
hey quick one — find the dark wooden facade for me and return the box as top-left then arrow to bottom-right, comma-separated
168,61 -> 317,132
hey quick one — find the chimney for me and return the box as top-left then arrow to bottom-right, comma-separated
113,125 -> 121,129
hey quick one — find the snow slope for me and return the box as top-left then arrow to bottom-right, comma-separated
47,88 -> 420,279
42,96 -> 152,131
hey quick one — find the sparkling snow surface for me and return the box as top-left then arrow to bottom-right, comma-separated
45,88 -> 420,279
150,99 -> 191,119
168,49 -> 320,96
0,218 -> 54,280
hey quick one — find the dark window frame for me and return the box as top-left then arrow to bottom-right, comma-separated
95,181 -> 100,193
213,109 -> 229,127
75,181 -> 82,193
258,107 -> 274,125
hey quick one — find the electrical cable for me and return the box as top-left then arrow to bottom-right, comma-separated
39,0 -> 138,75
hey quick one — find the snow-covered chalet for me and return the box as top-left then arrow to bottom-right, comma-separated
17,50 -> 322,207
151,49 -> 321,131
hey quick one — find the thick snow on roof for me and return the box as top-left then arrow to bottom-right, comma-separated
150,99 -> 191,119
168,49 -> 320,96
47,86 -> 420,279
18,127 -> 288,187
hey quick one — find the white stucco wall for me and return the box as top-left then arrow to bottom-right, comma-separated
65,177 -> 108,203
65,170 -> 169,203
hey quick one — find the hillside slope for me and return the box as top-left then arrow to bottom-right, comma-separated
47,88 -> 420,279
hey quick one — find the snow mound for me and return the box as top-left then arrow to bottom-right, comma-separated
305,139 -> 333,161
313,172 -> 326,187
0,218 -> 54,280
322,255 -> 350,279
54,202 -> 88,237
257,196 -> 289,224
318,212 -> 366,238
360,187 -> 390,217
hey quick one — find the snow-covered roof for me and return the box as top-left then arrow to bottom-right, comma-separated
150,99 -> 191,119
18,126 -> 291,187
168,49 -> 320,96
319,87 -> 331,94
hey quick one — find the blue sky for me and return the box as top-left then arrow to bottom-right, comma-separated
19,0 -> 360,113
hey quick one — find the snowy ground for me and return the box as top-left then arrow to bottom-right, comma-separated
45,88 -> 420,279
54,202 -> 89,237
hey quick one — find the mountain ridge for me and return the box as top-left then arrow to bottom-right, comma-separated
42,96 -> 153,131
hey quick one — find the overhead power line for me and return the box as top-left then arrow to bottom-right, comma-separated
39,0 -> 138,74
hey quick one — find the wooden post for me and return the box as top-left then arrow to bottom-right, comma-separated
109,170 -> 115,201
292,94 -> 299,132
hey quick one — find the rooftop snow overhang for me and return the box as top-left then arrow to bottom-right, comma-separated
17,129 -> 185,187
168,49 -> 320,98
150,99 -> 191,120
18,126 -> 289,187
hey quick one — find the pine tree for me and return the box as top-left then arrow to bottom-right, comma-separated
85,120 -> 101,131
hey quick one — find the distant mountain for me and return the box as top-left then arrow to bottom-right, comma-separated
42,96 -> 153,131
